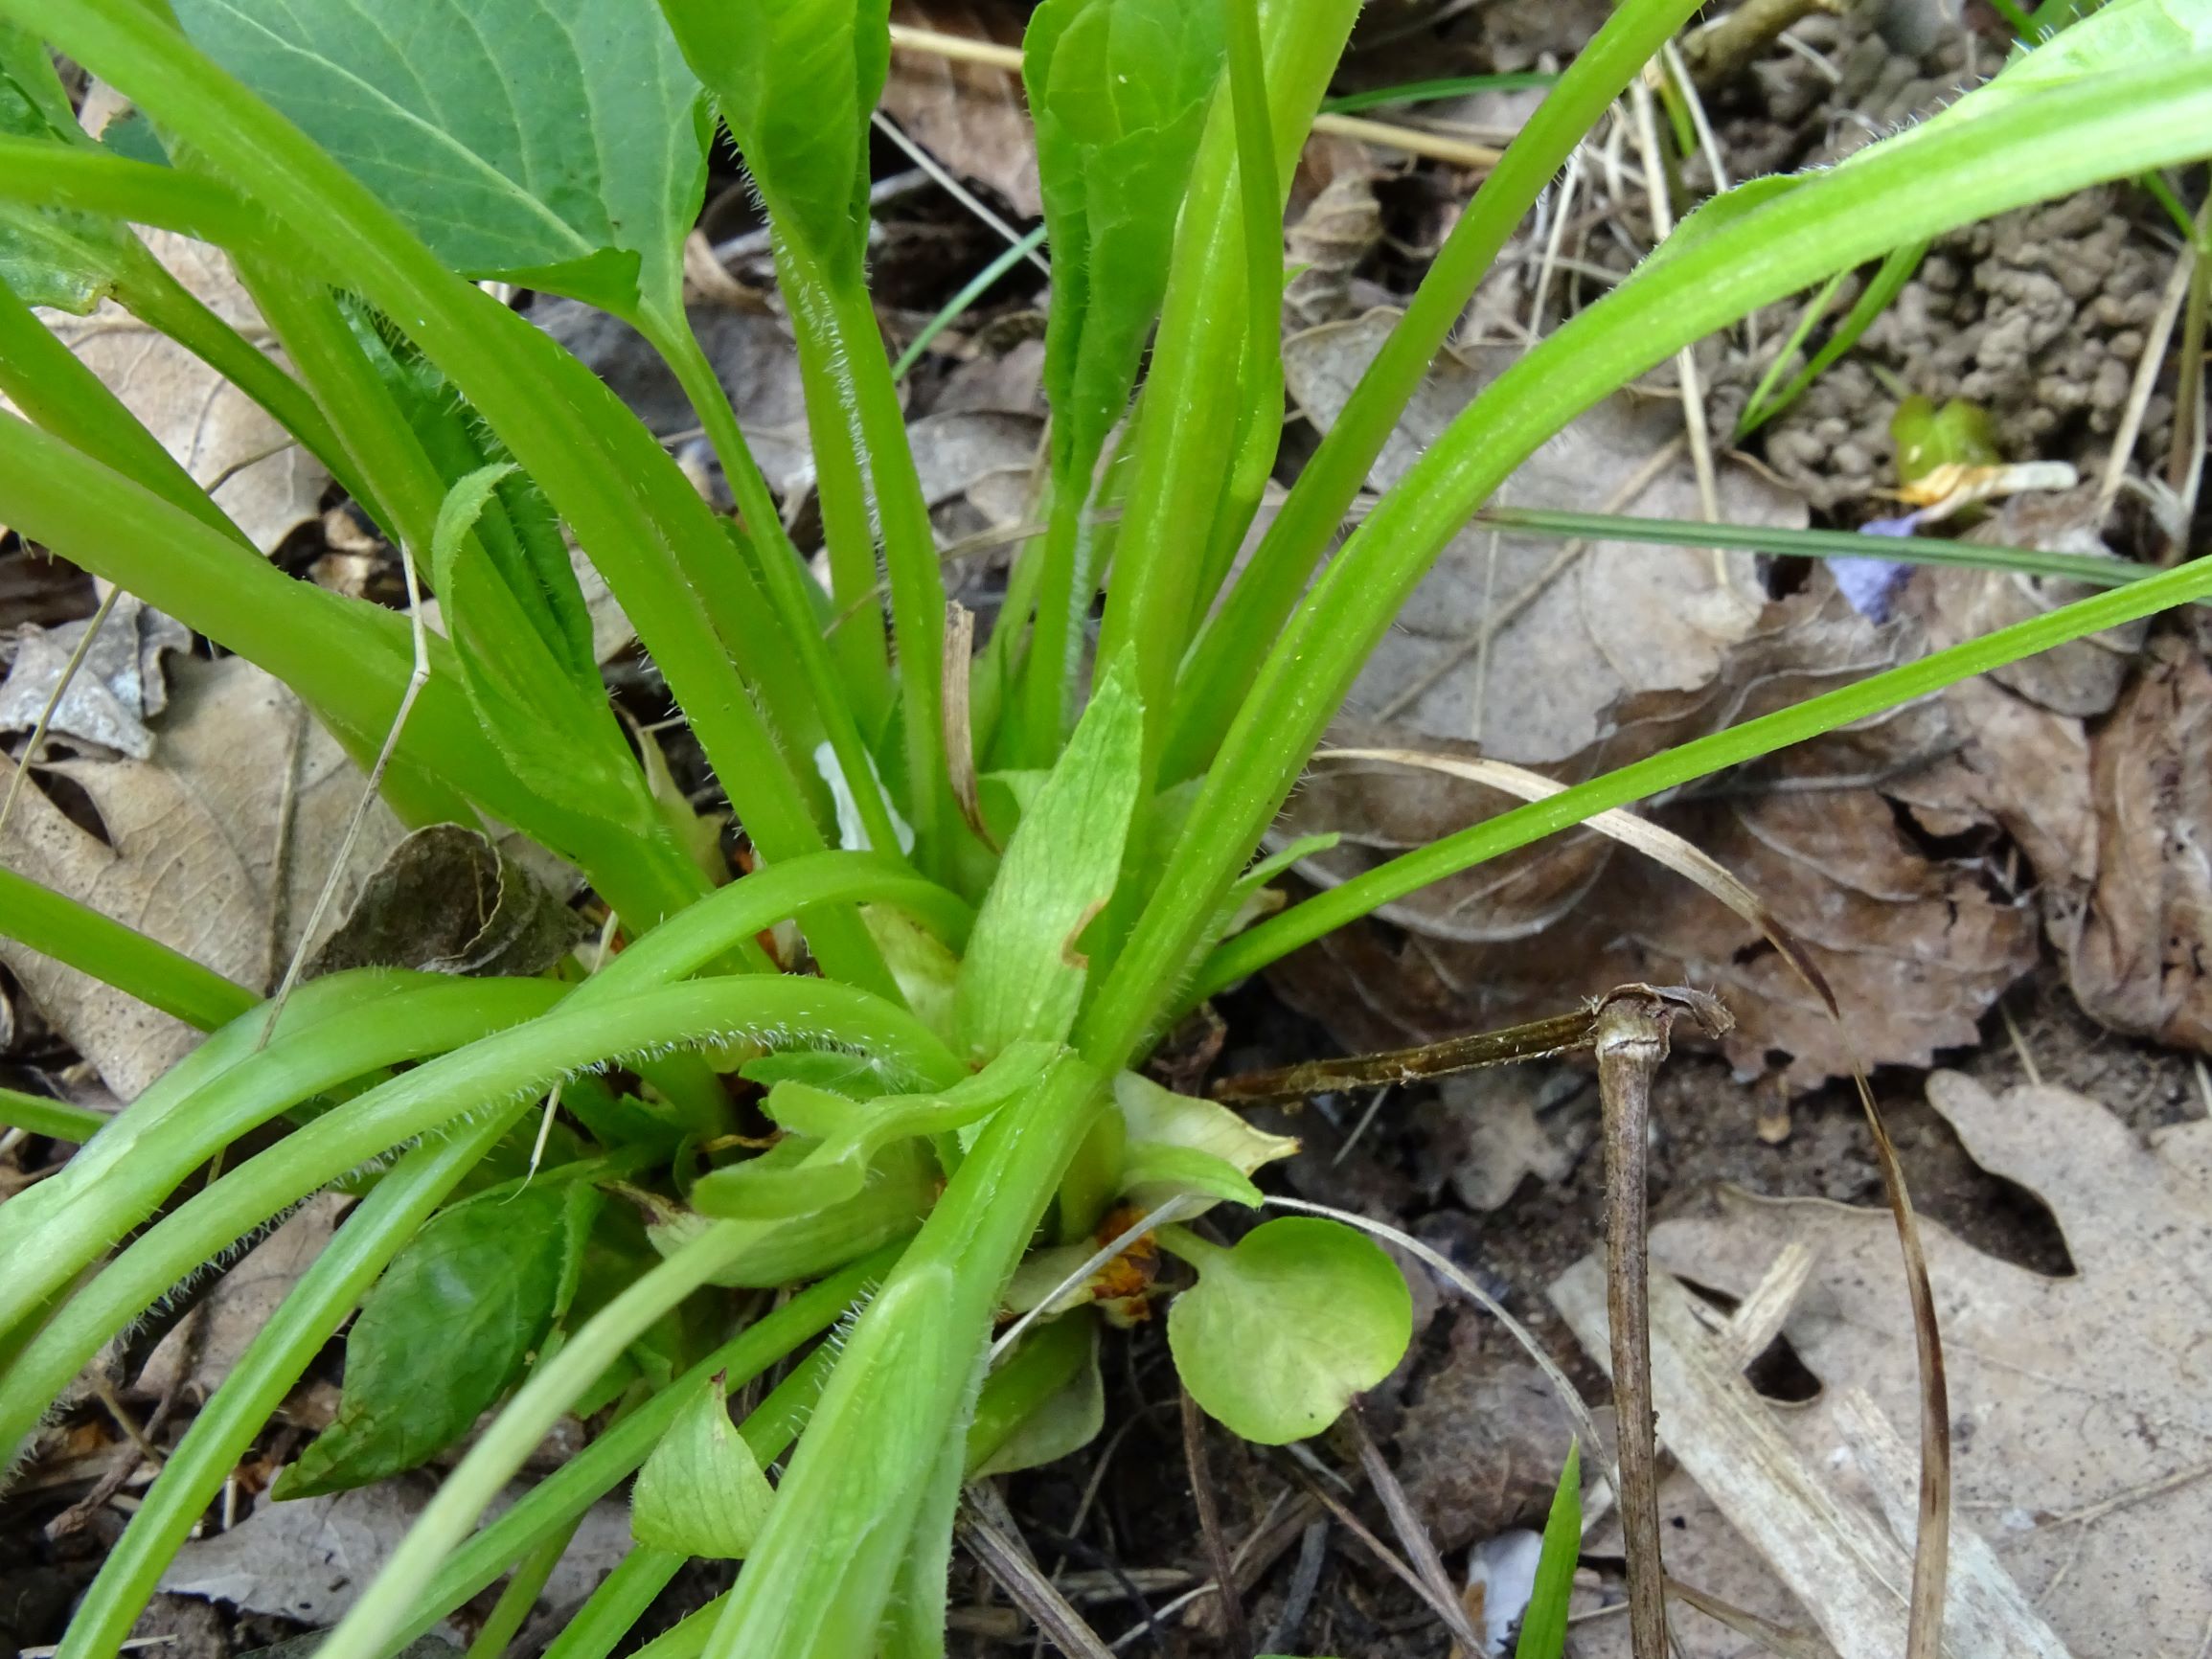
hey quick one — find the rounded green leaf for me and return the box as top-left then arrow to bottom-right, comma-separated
1166,1217 -> 1410,1444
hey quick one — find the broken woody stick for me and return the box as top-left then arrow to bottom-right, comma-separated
1214,983 -> 1734,1659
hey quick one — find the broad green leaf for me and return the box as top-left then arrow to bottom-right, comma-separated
1165,1217 -> 1410,1444
968,1314 -> 1103,1477
1514,1440 -> 1581,1659
642,1139 -> 934,1286
276,1180 -> 599,1497
1115,1069 -> 1296,1213
1026,0 -> 1225,485
657,0 -> 886,279
631,1370 -> 776,1558
0,27 -> 136,312
955,652 -> 1144,1059
171,0 -> 707,321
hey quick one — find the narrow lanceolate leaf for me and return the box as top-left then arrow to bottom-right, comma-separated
1164,1216 -> 1410,1445
0,26 -> 135,311
1025,0 -> 1224,483
955,652 -> 1144,1059
426,462 -> 656,844
1514,1440 -> 1581,1659
630,1371 -> 776,1558
170,0 -> 707,322
657,0 -> 885,278
276,1180 -> 600,1497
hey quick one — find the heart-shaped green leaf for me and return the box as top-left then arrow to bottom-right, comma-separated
1165,1217 -> 1410,1444
631,1369 -> 777,1558
171,0 -> 706,321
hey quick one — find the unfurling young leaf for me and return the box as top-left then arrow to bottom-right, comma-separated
966,1313 -> 1103,1478
640,1138 -> 935,1287
1163,1216 -> 1411,1445
168,0 -> 708,324
691,1041 -> 1057,1219
956,652 -> 1144,1059
631,1370 -> 777,1558
1514,1440 -> 1582,1659
275,1180 -> 600,1498
1114,1068 -> 1298,1213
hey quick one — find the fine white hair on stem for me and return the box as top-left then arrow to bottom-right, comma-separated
258,529 -> 433,1049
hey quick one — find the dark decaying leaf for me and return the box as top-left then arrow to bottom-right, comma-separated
274,1180 -> 599,1498
1271,575 -> 2038,1088
305,823 -> 589,981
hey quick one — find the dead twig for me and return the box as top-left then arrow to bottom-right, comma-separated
1180,1387 -> 1251,1659
1595,986 -> 1732,1659
958,1489 -> 1118,1659
1346,1407 -> 1487,1658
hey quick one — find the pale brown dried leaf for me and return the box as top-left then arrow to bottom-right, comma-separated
1648,1070 -> 2212,1655
28,231 -> 328,553
882,0 -> 1041,218
1284,312 -> 1803,763
0,595 -> 191,760
2066,636 -> 2212,1052
0,654 -> 403,1098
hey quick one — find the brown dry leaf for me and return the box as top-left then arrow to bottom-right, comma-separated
306,823 -> 587,981
882,0 -> 1041,217
133,1194 -> 350,1404
2065,636 -> 2212,1052
1913,489 -> 2144,718
160,1479 -> 634,1629
1266,315 -> 2060,1085
0,595 -> 192,760
1284,312 -> 1803,763
1285,138 -> 1384,330
1649,1071 -> 2212,1655
0,654 -> 403,1099
33,231 -> 329,552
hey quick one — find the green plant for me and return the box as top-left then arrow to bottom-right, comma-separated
0,2 -> 2205,1657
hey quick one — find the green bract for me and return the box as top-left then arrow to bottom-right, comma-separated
0,0 -> 2205,1654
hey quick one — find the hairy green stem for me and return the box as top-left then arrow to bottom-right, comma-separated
0,864 -> 257,1034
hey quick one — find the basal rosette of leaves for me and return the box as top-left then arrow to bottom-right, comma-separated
0,1 -> 2205,1656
